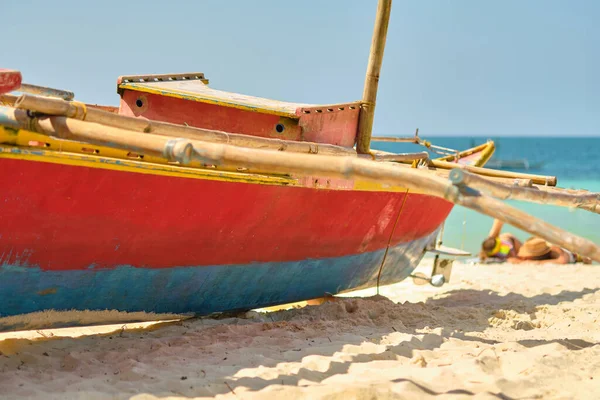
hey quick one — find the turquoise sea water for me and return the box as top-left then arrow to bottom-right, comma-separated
371,137 -> 600,256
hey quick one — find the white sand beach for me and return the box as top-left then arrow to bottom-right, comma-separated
1,258 -> 599,399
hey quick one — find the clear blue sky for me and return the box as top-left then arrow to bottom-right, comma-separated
4,0 -> 599,137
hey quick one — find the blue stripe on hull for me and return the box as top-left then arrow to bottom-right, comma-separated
0,233 -> 435,329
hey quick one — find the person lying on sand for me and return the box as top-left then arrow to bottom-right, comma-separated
479,219 -> 522,262
507,237 -> 592,264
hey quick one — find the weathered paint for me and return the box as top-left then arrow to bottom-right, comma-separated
297,104 -> 360,147
117,80 -> 362,146
0,156 -> 453,270
0,69 -> 21,94
0,136 -> 296,187
0,68 -> 494,328
0,231 -> 437,328
0,149 -> 452,325
117,78 -> 305,118
119,89 -> 304,141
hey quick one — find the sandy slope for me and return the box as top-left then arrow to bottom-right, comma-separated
0,259 -> 599,399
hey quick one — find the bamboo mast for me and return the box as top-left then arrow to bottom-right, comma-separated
4,111 -> 599,262
356,0 -> 393,154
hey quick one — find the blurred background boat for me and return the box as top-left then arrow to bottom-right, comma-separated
485,158 -> 545,171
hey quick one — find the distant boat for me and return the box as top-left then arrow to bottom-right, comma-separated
486,159 -> 544,170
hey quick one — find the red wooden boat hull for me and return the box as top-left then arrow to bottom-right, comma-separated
0,72 -> 494,329
0,143 -> 456,329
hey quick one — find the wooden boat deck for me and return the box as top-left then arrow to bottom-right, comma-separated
117,73 -> 316,119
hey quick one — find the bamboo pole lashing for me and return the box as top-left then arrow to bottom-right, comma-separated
4,111 -> 598,263
356,0 -> 393,154
450,169 -> 600,214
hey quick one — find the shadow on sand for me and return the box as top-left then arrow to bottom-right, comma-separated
0,286 -> 597,399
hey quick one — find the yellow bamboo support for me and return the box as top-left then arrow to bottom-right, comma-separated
356,0 -> 393,154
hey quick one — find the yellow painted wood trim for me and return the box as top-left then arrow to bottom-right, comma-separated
0,126 -> 294,178
1,146 -> 418,194
0,145 -> 297,186
473,141 -> 495,167
0,126 -> 429,195
435,140 -> 496,167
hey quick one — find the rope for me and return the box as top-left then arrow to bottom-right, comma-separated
72,101 -> 88,121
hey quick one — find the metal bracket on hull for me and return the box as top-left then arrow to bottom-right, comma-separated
412,223 -> 471,287
118,72 -> 209,85
429,257 -> 454,287
411,257 -> 455,287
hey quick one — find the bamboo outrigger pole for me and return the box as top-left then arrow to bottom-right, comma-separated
450,169 -> 600,214
4,111 -> 599,263
356,0 -> 393,154
3,93 -> 561,187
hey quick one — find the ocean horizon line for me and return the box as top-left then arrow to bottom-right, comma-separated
373,134 -> 600,139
